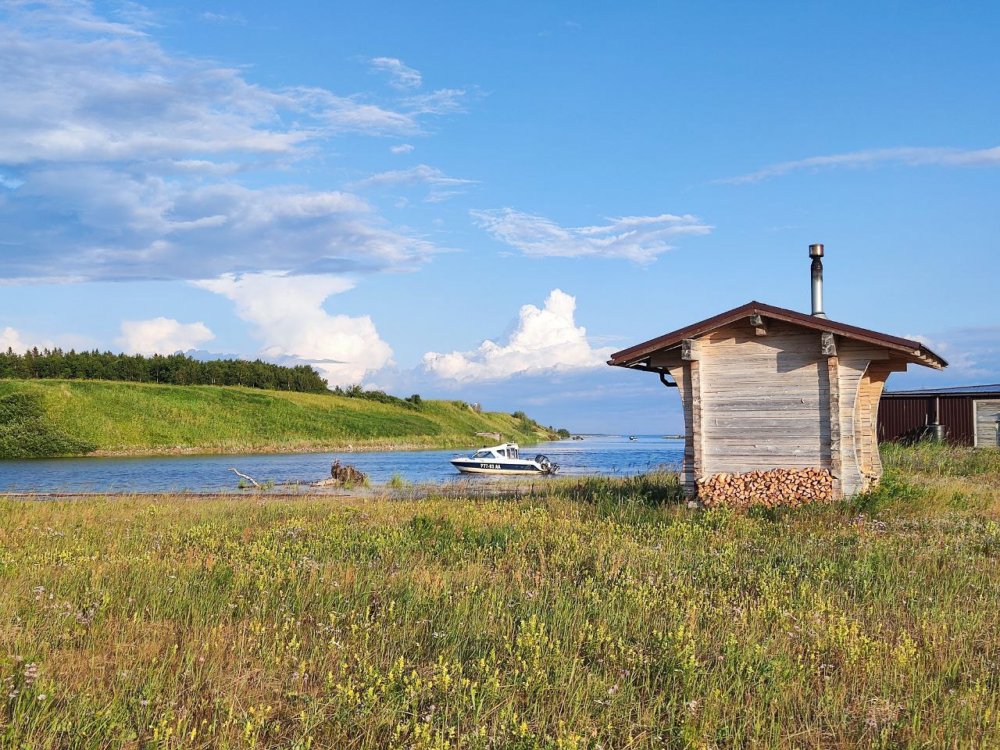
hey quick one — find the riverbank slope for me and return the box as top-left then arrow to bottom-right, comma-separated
0,379 -> 560,458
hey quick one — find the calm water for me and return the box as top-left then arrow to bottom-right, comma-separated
0,435 -> 683,493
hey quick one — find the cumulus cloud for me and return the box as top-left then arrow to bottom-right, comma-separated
370,57 -> 422,90
1,327 -> 30,352
196,272 -> 393,386
0,325 -> 95,352
720,146 -> 1000,184
423,289 -> 614,382
390,143 -> 414,154
471,208 -> 711,263
118,317 -> 215,355
0,1 -> 462,283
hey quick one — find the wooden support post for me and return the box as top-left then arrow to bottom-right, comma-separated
688,358 -> 704,486
827,355 -> 842,499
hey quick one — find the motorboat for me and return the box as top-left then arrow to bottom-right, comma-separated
450,442 -> 558,475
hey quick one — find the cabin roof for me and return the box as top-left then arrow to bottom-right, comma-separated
607,300 -> 947,371
883,384 -> 1000,398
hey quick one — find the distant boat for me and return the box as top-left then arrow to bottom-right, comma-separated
629,435 -> 637,441
450,443 -> 558,475
571,435 -> 584,440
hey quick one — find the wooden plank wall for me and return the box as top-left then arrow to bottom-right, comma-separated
697,322 -> 830,474
833,342 -> 891,495
975,400 -> 1000,447
854,360 -> 898,490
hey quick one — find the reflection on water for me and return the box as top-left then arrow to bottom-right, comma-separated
0,435 -> 683,494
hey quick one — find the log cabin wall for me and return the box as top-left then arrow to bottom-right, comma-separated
696,322 -> 829,476
654,322 -> 899,498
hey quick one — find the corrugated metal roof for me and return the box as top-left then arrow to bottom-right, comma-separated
883,384 -> 1000,397
608,300 -> 948,370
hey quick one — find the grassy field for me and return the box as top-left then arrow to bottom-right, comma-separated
0,379 -> 557,458
1,445 -> 998,748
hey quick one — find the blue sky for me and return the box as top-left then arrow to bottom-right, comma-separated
1,1 -> 998,433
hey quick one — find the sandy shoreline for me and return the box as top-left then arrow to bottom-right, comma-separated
0,476 -> 564,501
82,437 -> 552,458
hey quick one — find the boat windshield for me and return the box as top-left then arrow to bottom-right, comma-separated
472,449 -> 494,459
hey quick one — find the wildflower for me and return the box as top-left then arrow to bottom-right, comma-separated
37,694 -> 46,701
23,663 -> 39,685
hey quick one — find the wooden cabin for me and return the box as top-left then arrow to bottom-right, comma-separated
608,300 -> 947,500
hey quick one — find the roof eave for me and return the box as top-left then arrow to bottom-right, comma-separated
607,300 -> 948,371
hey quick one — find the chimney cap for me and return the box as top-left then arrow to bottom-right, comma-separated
809,243 -> 824,258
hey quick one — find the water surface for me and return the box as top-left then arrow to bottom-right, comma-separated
0,435 -> 683,494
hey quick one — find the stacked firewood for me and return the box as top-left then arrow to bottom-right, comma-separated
697,468 -> 833,509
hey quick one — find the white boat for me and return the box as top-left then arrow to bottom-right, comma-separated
450,442 -> 558,475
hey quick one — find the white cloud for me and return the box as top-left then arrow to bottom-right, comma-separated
200,11 -> 247,25
390,143 -> 414,154
0,1 -> 462,283
471,208 -> 711,263
1,327 -> 30,352
2,169 -> 436,280
423,289 -> 614,382
196,272 -> 393,386
721,146 -> 1000,184
118,317 -> 214,355
0,325 -> 95,352
353,164 -> 476,189
370,57 -> 422,90
353,164 -> 476,202
905,328 -> 1000,380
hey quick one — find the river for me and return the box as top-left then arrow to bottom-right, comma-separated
0,435 -> 684,494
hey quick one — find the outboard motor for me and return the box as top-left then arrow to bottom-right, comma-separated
534,455 -> 558,474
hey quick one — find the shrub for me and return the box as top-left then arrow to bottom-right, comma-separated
0,392 -> 96,458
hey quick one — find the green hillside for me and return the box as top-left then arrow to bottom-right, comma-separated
0,379 -> 559,458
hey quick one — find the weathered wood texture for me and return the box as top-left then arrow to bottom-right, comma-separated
826,355 -> 842,497
853,360 -> 897,491
655,320 -> 908,498
975,399 -> 1000,448
698,322 -> 834,475
833,344 -> 898,495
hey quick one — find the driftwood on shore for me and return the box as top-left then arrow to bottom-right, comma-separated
229,467 -> 261,488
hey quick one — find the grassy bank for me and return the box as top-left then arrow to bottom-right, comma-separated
0,379 -> 557,458
1,446 -> 998,747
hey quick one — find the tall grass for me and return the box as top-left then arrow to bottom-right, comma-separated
881,440 -> 1000,477
1,454 -> 998,747
0,379 -> 553,458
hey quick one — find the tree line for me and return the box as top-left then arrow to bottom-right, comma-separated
0,348 -> 330,393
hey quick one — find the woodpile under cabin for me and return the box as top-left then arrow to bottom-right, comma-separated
608,244 -> 948,505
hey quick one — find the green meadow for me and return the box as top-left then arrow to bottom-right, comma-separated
0,379 -> 556,458
1,444 -> 998,748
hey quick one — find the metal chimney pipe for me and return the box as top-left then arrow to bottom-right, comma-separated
809,243 -> 826,318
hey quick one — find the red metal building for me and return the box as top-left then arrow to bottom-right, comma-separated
878,385 -> 1000,447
